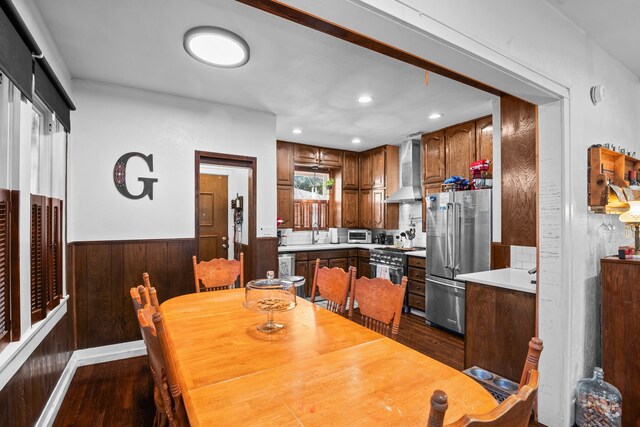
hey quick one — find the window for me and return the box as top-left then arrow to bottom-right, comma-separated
293,169 -> 331,230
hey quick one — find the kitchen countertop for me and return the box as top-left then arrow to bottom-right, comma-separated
405,250 -> 426,258
278,243 -> 380,252
456,268 -> 536,294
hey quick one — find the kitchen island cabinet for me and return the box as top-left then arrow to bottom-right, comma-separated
464,280 -> 535,382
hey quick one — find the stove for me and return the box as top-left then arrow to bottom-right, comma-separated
369,246 -> 426,313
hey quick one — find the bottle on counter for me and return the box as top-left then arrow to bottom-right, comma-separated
575,367 -> 621,427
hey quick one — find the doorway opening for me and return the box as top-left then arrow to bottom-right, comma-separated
195,151 -> 256,282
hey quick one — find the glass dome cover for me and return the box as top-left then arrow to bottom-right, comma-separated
244,271 -> 297,332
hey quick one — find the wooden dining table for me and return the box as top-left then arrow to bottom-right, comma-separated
160,288 -> 497,426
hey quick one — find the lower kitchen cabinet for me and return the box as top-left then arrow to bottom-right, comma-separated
407,256 -> 426,311
464,282 -> 535,382
356,249 -> 371,279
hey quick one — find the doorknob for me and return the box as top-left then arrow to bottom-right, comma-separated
222,244 -> 228,249
222,237 -> 227,241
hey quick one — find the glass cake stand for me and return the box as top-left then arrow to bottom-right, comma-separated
244,271 -> 297,333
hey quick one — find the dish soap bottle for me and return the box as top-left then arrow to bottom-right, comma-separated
575,367 -> 622,426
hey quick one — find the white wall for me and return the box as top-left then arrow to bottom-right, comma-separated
200,164 -> 250,258
68,80 -> 276,242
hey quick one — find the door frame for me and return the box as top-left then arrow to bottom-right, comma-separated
195,151 -> 257,269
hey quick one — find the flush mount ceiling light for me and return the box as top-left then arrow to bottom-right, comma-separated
429,113 -> 443,119
184,27 -> 250,68
358,95 -> 374,104
292,128 -> 303,134
352,138 -> 361,144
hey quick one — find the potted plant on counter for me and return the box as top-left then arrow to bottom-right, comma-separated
324,178 -> 335,191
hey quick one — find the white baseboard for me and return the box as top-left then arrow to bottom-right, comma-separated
35,340 -> 147,427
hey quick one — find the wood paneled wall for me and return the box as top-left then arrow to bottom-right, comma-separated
69,237 -> 279,349
0,312 -> 73,426
70,239 -> 196,349
501,96 -> 537,247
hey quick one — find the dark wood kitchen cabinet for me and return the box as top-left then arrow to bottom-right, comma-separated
294,144 -> 320,164
342,190 -> 359,228
277,141 -> 295,186
407,256 -> 426,311
445,121 -> 476,179
501,96 -> 536,247
318,148 -> 342,167
343,151 -> 359,189
359,150 -> 372,190
359,189 -> 372,229
357,249 -> 371,279
277,185 -> 293,228
371,189 -> 385,229
465,281 -> 535,382
601,257 -> 640,427
475,115 -> 493,173
421,130 -> 446,185
371,147 -> 386,188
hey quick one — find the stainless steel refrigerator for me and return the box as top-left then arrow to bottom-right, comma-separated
425,189 -> 491,334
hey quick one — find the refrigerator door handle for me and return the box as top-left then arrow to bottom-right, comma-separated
427,277 -> 465,290
454,202 -> 461,271
446,202 -> 454,270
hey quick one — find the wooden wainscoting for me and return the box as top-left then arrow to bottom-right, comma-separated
0,312 -> 73,426
69,239 -> 196,349
69,237 -> 279,349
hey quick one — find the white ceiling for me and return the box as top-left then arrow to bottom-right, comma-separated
33,0 -> 495,151
545,0 -> 640,78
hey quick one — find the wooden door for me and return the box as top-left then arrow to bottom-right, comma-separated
475,116 -> 493,171
371,189 -> 385,229
199,174 -> 229,261
276,141 -> 294,186
445,121 -> 476,179
277,186 -> 293,228
371,147 -> 385,188
319,148 -> 343,167
342,190 -> 359,228
293,144 -> 319,164
359,151 -> 372,190
422,130 -> 446,184
359,190 -> 372,229
343,152 -> 359,189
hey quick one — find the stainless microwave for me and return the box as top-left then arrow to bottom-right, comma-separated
347,229 -> 372,244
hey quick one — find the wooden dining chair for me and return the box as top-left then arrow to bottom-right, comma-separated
192,253 -> 244,292
427,370 -> 539,427
310,259 -> 354,315
137,298 -> 188,427
348,276 -> 407,340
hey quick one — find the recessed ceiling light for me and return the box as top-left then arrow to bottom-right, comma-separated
184,27 -> 250,68
292,128 -> 302,134
352,138 -> 361,144
429,113 -> 443,119
358,95 -> 374,104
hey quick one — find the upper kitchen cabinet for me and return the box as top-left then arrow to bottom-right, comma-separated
359,150 -> 372,190
421,130 -> 446,185
277,141 -> 295,186
277,185 -> 294,228
342,190 -> 359,228
359,189 -> 372,229
475,116 -> 493,171
343,151 -> 359,189
445,121 -> 476,179
501,96 -> 537,247
371,147 -> 386,188
294,144 -> 342,167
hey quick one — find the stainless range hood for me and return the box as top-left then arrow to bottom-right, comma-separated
385,139 -> 422,203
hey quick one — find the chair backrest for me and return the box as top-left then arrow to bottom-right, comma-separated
310,259 -> 353,314
192,253 -> 244,292
348,275 -> 407,339
427,370 -> 539,427
136,295 -> 188,426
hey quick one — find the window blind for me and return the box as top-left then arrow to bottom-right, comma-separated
0,1 -> 35,100
34,59 -> 75,132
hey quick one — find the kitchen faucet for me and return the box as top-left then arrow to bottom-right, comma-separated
312,222 -> 319,244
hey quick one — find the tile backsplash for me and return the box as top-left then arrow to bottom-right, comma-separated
396,202 -> 426,247
510,246 -> 536,270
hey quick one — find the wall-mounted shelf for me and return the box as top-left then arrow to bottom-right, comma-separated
588,147 -> 640,213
